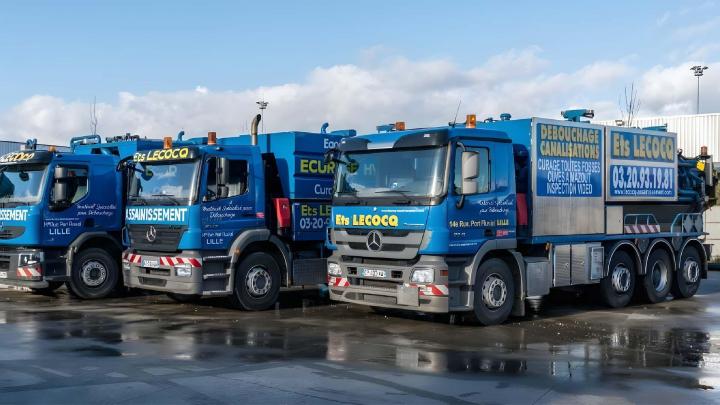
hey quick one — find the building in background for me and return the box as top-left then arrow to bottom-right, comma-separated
0,140 -> 70,154
597,113 -> 720,258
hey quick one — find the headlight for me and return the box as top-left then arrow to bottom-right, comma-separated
328,262 -> 342,276
122,261 -> 131,271
411,268 -> 434,284
175,264 -> 192,277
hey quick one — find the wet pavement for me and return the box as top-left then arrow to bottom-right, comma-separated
2,276 -> 720,404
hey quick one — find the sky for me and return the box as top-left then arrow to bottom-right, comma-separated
0,0 -> 718,144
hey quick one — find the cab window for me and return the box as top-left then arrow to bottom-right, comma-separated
205,158 -> 249,200
453,147 -> 490,194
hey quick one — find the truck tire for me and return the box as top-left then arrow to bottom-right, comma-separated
638,249 -> 673,303
472,258 -> 514,326
600,250 -> 636,308
167,293 -> 201,303
230,252 -> 281,311
30,282 -> 64,296
671,245 -> 702,299
68,248 -> 120,299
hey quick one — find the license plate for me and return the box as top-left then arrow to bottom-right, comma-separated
361,268 -> 386,278
142,258 -> 160,268
0,271 -> 6,279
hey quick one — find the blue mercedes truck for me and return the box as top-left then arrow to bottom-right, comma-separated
0,135 -> 166,298
326,110 -> 716,325
121,116 -> 353,310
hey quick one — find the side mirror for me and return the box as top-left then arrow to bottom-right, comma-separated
217,157 -> 230,186
52,167 -> 68,206
460,151 -> 479,195
128,177 -> 140,197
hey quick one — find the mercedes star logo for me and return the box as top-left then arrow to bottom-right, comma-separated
146,225 -> 157,243
366,230 -> 383,251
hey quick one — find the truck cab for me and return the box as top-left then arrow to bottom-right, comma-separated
122,122 -> 352,310
0,135 -> 165,298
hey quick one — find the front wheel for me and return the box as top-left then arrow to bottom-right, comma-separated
600,250 -> 636,308
68,248 -> 120,299
671,245 -> 702,299
471,258 -> 515,326
230,252 -> 281,311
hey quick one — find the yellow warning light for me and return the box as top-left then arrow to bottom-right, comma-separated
163,137 -> 173,149
466,114 -> 477,128
697,161 -> 706,172
207,131 -> 217,145
701,145 -> 708,156
48,146 -> 56,152
395,121 -> 406,131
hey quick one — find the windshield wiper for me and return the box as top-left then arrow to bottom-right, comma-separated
151,194 -> 181,206
336,190 -> 364,206
374,189 -> 414,205
128,196 -> 147,206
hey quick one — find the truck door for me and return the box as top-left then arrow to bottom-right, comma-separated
200,155 -> 260,250
43,164 -> 91,246
448,141 -> 515,253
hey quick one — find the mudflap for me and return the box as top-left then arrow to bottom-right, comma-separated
291,258 -> 327,286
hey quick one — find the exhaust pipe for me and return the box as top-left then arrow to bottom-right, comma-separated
250,114 -> 262,146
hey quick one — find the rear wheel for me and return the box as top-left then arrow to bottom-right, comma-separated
600,250 -> 636,308
30,281 -> 64,296
230,252 -> 281,311
472,258 -> 514,326
671,245 -> 702,299
639,249 -> 673,303
68,248 -> 120,299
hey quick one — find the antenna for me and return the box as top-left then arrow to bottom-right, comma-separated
451,98 -> 462,127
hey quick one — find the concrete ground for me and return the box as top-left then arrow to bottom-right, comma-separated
2,276 -> 720,404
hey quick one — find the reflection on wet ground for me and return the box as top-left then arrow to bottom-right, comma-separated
2,275 -> 720,403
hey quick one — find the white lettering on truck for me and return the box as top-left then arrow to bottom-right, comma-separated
0,209 -> 28,221
126,207 -> 188,222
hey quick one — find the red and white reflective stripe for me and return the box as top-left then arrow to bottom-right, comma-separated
624,224 -> 661,234
17,266 -> 42,278
159,257 -> 202,268
123,253 -> 142,264
410,283 -> 449,296
329,276 -> 350,287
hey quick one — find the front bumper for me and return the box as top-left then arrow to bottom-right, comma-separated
327,252 -> 450,313
122,250 -> 220,295
0,249 -> 54,289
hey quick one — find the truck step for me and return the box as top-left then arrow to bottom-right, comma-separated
203,290 -> 231,296
202,255 -> 231,263
203,273 -> 229,280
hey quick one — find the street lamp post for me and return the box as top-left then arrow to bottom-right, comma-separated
256,100 -> 269,133
691,65 -> 709,114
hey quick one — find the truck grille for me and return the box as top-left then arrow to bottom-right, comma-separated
0,226 -> 24,240
332,228 -> 425,260
128,225 -> 186,253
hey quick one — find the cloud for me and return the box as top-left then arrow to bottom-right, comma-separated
0,49 -> 713,146
639,61 -> 718,116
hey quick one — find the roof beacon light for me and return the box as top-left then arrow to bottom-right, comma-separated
466,114 -> 477,128
48,146 -> 56,152
395,121 -> 406,131
163,137 -> 173,149
208,131 -> 217,146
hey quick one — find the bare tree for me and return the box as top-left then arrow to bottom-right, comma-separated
90,97 -> 99,135
618,83 -> 641,127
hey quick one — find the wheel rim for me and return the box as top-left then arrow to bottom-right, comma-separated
246,266 -> 272,297
81,260 -> 107,287
683,259 -> 700,283
611,264 -> 631,293
481,273 -> 507,309
650,260 -> 669,292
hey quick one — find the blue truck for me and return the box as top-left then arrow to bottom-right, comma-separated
326,110 -> 716,325
121,116 -> 353,310
0,135 -> 167,298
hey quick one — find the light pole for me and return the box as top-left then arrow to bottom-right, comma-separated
691,65 -> 708,114
256,100 -> 269,133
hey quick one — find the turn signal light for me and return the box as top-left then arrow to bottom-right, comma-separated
466,114 -> 477,128
273,198 -> 291,228
163,137 -> 172,149
208,131 -> 217,145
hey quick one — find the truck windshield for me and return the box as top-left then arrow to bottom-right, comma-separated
128,161 -> 198,206
334,147 -> 447,203
0,164 -> 47,207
